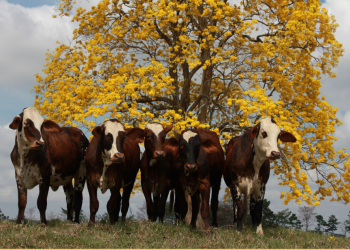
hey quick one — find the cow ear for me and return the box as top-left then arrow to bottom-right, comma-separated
92,126 -> 103,137
201,139 -> 219,154
9,116 -> 21,130
163,137 -> 179,151
126,127 -> 144,143
164,124 -> 173,133
280,130 -> 297,143
42,120 -> 61,133
249,124 -> 260,139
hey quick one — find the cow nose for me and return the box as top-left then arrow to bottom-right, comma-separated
185,164 -> 197,173
115,153 -> 124,160
36,141 -> 44,147
270,151 -> 280,159
155,151 -> 164,157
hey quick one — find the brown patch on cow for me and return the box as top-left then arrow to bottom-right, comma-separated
42,120 -> 62,133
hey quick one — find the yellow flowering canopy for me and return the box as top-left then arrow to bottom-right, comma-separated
34,0 -> 350,205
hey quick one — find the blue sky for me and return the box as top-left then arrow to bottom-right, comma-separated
0,0 -> 349,233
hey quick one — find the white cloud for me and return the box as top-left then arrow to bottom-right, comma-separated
320,0 -> 350,112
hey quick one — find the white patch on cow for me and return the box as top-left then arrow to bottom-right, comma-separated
237,177 -> 263,218
254,117 -> 281,161
22,107 -> 45,142
256,223 -> 264,235
102,120 -> 125,165
50,173 -> 73,186
15,163 -> 42,190
100,166 -> 109,194
184,192 -> 205,230
146,123 -> 164,137
183,130 -> 197,142
150,159 -> 157,166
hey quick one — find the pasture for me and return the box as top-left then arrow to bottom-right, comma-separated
0,219 -> 349,248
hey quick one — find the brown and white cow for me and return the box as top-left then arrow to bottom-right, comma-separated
140,123 -> 187,223
223,117 -> 296,235
9,107 -> 89,224
174,128 -> 224,231
85,119 -> 144,224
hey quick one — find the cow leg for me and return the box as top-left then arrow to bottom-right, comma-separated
107,187 -> 121,225
37,178 -> 50,225
199,181 -> 211,231
250,195 -> 257,226
73,161 -> 86,223
233,186 -> 244,232
153,194 -> 160,222
229,187 -> 236,225
157,188 -> 170,223
255,185 -> 265,235
141,173 -> 154,221
174,187 -> 187,222
121,183 -> 134,221
87,177 -> 99,223
190,192 -> 200,229
63,182 -> 74,221
211,184 -> 220,227
16,179 -> 27,224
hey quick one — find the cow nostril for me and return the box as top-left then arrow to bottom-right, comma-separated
271,151 -> 280,158
117,154 -> 124,159
187,164 -> 196,169
36,141 -> 44,146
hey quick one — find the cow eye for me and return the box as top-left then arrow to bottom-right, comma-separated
262,132 -> 267,138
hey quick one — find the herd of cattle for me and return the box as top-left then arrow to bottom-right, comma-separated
9,107 -> 296,235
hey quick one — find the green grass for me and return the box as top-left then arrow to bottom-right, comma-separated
0,219 -> 349,248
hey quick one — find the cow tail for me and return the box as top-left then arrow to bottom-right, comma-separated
168,189 -> 175,215
243,194 -> 248,219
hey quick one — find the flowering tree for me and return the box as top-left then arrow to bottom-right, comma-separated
34,0 -> 349,205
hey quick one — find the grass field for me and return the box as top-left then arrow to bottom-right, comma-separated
0,219 -> 349,248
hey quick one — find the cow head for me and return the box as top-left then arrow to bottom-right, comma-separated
9,107 -> 61,150
250,117 -> 297,160
144,123 -> 173,165
92,119 -> 144,166
179,129 -> 219,175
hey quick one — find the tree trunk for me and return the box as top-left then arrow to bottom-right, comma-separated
198,66 -> 213,124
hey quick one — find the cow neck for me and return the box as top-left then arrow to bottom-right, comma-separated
252,137 -> 267,182
16,130 -> 31,157
96,135 -> 110,194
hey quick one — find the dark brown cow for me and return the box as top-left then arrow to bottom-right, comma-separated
172,128 -> 224,231
9,107 -> 89,224
224,117 -> 297,235
85,119 -> 144,224
140,123 -> 187,223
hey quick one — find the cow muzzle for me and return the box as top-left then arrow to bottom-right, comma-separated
184,164 -> 197,174
153,150 -> 165,159
29,140 -> 45,150
110,153 -> 125,163
268,151 -> 280,160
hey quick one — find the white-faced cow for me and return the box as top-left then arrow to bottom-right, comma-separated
9,107 -> 89,224
85,119 -> 144,224
223,117 -> 297,235
174,128 -> 224,231
140,123 -> 187,223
